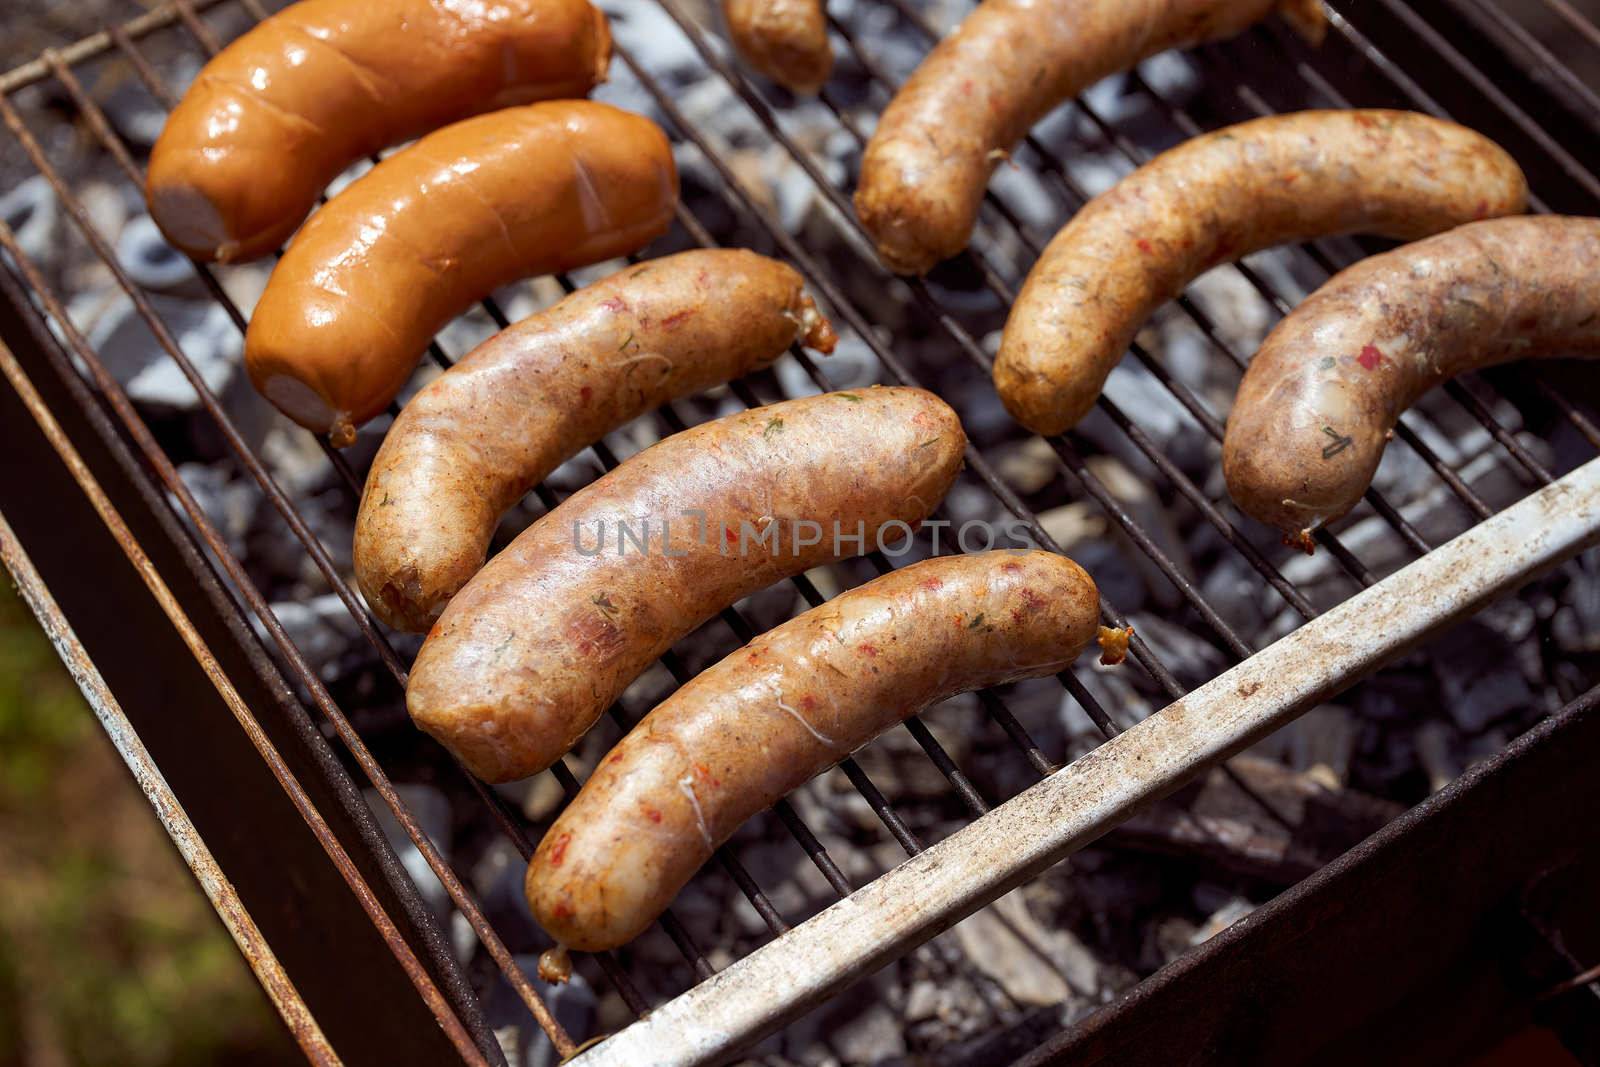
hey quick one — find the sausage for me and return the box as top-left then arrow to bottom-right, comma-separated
852,0 -> 1328,276
995,110 -> 1529,435
354,249 -> 838,633
723,0 -> 832,94
525,549 -> 1100,951
1223,215 -> 1600,536
244,101 -> 678,445
145,0 -> 611,264
406,387 -> 966,782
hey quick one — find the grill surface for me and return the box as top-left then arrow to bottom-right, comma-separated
2,0 -> 1599,1063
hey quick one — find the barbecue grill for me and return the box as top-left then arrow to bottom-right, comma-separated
3,0 -> 1600,1063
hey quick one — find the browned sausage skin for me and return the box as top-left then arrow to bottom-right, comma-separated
146,0 -> 612,263
1224,216 -> 1600,536
244,101 -> 678,445
723,0 -> 833,94
354,249 -> 838,633
995,110 -> 1528,436
406,387 -> 966,783
853,0 -> 1327,276
526,550 -> 1101,952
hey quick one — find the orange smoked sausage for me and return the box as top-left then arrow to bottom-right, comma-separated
243,101 -> 678,444
146,0 -> 612,263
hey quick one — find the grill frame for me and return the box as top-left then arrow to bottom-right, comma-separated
2,0 -> 1600,1063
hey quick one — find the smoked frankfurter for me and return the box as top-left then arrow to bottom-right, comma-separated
146,0 -> 612,263
244,101 -> 678,445
853,0 -> 1328,276
354,249 -> 838,633
525,550 -> 1101,952
406,387 -> 966,782
995,110 -> 1529,435
723,0 -> 833,94
1224,215 -> 1600,536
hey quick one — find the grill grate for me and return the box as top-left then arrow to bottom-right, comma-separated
2,0 -> 1599,1061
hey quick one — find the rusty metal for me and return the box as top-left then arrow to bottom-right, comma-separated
0,0 -> 235,93
1,0 -> 1598,1061
0,179 -> 571,1067
570,458 -> 1600,1065
0,507 -> 341,1066
1018,681 -> 1600,1066
0,337 -> 488,1066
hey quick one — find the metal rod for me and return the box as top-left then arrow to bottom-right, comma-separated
0,0 -> 236,94
572,453 -> 1600,1067
0,507 -> 342,1067
0,338 -> 488,1067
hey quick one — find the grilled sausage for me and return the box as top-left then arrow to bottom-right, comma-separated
354,249 -> 838,633
407,387 -> 966,782
853,0 -> 1328,276
995,110 -> 1529,435
244,101 -> 678,445
145,0 -> 612,264
1224,215 -> 1600,536
723,0 -> 832,94
526,550 -> 1100,952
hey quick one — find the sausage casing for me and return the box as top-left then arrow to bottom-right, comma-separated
995,110 -> 1528,435
853,0 -> 1326,275
406,387 -> 967,782
1224,215 -> 1600,534
243,101 -> 678,444
723,0 -> 833,94
354,249 -> 838,633
146,0 -> 611,263
526,550 -> 1100,951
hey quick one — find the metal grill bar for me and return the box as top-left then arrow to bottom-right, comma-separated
6,2 -> 1084,1034
0,331 -> 485,1063
0,355 -> 340,1067
0,80 -> 576,1062
575,454 -> 1600,1065
1541,0 -> 1600,51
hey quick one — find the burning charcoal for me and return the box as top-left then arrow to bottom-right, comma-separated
488,963 -> 596,1067
1278,704 -> 1356,787
1553,551 -> 1600,654
116,213 -> 193,291
1430,620 -> 1535,733
1098,361 -> 1192,452
1,174 -> 58,268
88,294 -> 241,411
1125,612 -> 1227,690
271,593 -> 364,681
952,890 -> 1098,1007
1198,554 -> 1267,636
775,332 -> 879,397
994,436 -> 1059,496
363,784 -> 452,918
1063,661 -> 1153,737
1414,720 -> 1463,793
1189,896 -> 1255,946
177,462 -> 254,555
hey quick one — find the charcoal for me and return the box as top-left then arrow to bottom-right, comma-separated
115,213 -> 192,291
1,173 -> 58,267
1430,621 -> 1535,733
363,784 -> 452,919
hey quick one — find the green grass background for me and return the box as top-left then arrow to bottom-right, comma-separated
0,580 -> 297,1066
